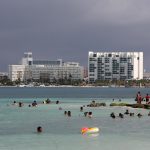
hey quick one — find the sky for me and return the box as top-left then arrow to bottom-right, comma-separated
0,0 -> 150,72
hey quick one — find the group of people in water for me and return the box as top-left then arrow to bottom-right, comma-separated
12,99 -> 60,107
110,109 -> 144,119
109,91 -> 150,119
79,106 -> 93,118
11,92 -> 150,134
64,110 -> 71,117
63,106 -> 93,118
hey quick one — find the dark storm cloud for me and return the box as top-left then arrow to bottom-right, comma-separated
0,0 -> 150,71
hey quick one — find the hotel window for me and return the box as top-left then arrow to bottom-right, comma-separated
93,54 -> 97,57
108,54 -> 112,57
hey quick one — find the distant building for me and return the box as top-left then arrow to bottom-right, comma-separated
88,51 -> 143,83
83,67 -> 88,78
9,52 -> 84,82
143,72 -> 150,79
0,72 -> 8,80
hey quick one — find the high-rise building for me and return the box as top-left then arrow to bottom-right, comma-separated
88,51 -> 143,83
9,52 -> 84,82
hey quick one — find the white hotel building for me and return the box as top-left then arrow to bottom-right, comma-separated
88,51 -> 143,83
9,52 -> 84,82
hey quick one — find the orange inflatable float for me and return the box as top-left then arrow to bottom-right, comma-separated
81,127 -> 99,134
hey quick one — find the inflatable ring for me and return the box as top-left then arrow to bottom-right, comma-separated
81,127 -> 99,134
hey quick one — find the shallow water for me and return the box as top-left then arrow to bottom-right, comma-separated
0,87 -> 150,150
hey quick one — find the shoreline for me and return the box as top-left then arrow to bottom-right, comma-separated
0,85 -> 147,88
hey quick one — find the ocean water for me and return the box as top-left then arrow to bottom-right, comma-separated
0,87 -> 150,150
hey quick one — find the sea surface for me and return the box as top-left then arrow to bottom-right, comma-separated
0,87 -> 150,150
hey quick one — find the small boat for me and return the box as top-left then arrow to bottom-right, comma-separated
39,84 -> 45,87
18,84 -> 26,87
81,127 -> 99,134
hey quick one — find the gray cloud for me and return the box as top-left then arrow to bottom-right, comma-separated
0,0 -> 150,72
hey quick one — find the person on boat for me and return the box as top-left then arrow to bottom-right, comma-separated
136,91 -> 142,104
145,94 -> 150,104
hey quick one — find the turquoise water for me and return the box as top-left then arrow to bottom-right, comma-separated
0,87 -> 150,150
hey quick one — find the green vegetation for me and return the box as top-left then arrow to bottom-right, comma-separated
87,101 -> 106,107
0,78 -> 85,86
0,78 -> 14,86
110,103 -> 128,106
92,79 -> 150,87
1,78 -> 150,87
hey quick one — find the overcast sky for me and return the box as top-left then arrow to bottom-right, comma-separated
0,0 -> 150,72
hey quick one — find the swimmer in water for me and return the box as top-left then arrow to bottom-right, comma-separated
37,126 -> 43,133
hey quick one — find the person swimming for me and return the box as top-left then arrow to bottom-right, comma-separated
18,102 -> 23,107
137,113 -> 142,118
68,111 -> 71,117
37,126 -> 43,133
88,112 -> 93,118
64,111 -> 67,115
80,106 -> 83,112
119,113 -> 124,118
110,112 -> 116,119
84,112 -> 88,117
56,100 -> 59,104
124,109 -> 129,115
32,100 -> 37,107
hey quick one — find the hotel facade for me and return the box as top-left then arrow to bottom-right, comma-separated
88,51 -> 143,83
9,52 -> 84,82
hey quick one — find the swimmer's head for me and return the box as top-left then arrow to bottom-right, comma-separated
37,126 -> 43,133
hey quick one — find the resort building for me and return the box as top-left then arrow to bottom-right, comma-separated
143,72 -> 150,80
0,72 -> 8,81
9,52 -> 84,82
88,51 -> 143,83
